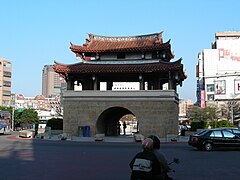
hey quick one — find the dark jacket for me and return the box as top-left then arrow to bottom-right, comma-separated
129,150 -> 163,180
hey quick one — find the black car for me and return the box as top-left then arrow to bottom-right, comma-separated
188,129 -> 240,151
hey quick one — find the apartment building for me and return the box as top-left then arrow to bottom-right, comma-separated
0,57 -> 12,106
42,65 -> 65,98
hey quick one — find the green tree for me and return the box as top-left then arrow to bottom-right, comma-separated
188,106 -> 216,122
0,106 -> 12,113
191,120 -> 208,131
11,110 -> 23,129
18,109 -> 39,126
218,120 -> 233,127
188,105 -> 218,129
205,106 -> 217,122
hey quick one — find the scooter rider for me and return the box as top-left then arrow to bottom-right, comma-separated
148,135 -> 172,180
129,138 -> 163,180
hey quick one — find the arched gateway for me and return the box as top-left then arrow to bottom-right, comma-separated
53,32 -> 186,138
96,106 -> 135,136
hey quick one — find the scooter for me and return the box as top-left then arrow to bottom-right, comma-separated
164,158 -> 180,180
168,157 -> 180,166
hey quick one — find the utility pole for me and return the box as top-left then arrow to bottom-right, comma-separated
10,93 -> 16,131
11,107 -> 14,130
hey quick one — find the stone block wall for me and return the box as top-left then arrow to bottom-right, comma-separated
62,90 -> 179,138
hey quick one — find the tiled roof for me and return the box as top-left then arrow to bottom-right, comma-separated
70,32 -> 171,53
53,59 -> 183,74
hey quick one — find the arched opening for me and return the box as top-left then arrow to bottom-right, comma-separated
96,107 -> 138,136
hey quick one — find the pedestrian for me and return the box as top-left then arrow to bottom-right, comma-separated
129,138 -> 163,180
148,135 -> 172,180
34,121 -> 39,138
123,121 -> 127,135
117,121 -> 121,135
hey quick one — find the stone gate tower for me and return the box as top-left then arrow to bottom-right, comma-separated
54,32 -> 186,138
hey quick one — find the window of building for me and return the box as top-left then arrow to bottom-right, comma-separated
207,84 -> 214,92
54,87 -> 61,94
3,90 -> 11,96
3,71 -> 11,78
3,81 -> 11,87
207,94 -> 214,101
4,63 -> 11,68
117,53 -> 125,59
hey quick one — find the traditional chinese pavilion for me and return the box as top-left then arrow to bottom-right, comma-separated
54,32 -> 186,138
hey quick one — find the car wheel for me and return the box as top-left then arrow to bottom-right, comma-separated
204,143 -> 213,151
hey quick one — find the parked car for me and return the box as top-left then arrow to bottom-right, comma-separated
188,129 -> 240,151
19,129 -> 35,138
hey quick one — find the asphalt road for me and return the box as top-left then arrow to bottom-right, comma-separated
0,133 -> 240,180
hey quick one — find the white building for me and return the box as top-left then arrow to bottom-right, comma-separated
197,32 -> 240,107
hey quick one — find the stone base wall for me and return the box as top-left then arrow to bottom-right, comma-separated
62,90 -> 179,138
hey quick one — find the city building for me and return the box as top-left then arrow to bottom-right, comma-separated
179,99 -> 194,123
197,31 -> 240,107
54,32 -> 186,138
15,93 -> 61,112
196,32 -> 240,125
42,65 -> 66,98
0,57 -> 12,106
14,93 -> 62,126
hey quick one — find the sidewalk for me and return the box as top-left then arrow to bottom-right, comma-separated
47,134 -> 189,143
12,130 -> 189,143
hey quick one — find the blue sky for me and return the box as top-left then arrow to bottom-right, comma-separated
1,0 -> 240,102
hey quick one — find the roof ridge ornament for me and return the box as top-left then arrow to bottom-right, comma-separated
87,32 -> 164,42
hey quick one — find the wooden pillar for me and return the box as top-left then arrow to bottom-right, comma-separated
92,74 -> 98,90
172,82 -> 177,91
93,79 -> 97,90
107,81 -> 113,90
148,81 -> 153,90
168,71 -> 173,90
67,78 -> 74,90
158,79 -> 163,90
139,74 -> 144,90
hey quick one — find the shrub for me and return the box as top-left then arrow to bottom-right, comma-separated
217,120 -> 233,128
46,118 -> 63,130
210,120 -> 233,128
211,120 -> 218,128
191,120 -> 208,131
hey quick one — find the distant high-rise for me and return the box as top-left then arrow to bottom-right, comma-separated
197,31 -> 240,107
0,57 -> 12,106
42,65 -> 65,98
